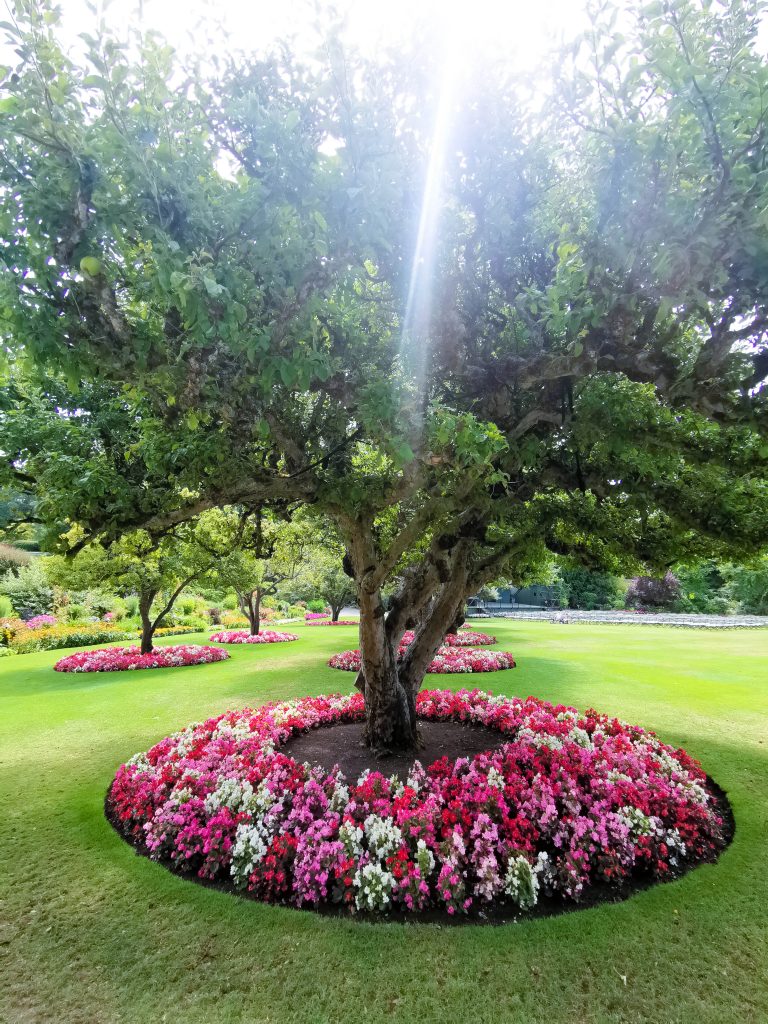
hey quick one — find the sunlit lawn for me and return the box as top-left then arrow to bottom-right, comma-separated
1,620 -> 766,1024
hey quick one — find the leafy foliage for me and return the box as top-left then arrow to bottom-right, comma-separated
1,0 -> 768,741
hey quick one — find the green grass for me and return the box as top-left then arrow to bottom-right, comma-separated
1,621 -> 767,1024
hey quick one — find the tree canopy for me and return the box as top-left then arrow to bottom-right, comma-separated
2,0 -> 768,747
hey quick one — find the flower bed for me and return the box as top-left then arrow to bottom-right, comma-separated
396,629 -> 496,647
209,629 -> 299,644
328,647 -> 515,673
8,622 -> 135,654
55,644 -> 229,673
442,630 -> 497,646
107,688 -> 728,919
305,612 -> 330,620
306,619 -> 359,627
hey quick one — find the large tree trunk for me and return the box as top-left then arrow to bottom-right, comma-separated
344,516 -> 475,753
138,590 -> 157,655
238,590 -> 261,635
357,588 -> 418,752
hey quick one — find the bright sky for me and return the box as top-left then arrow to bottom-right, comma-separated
17,0 -> 590,69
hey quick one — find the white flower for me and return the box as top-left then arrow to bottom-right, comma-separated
353,863 -> 395,911
230,822 -> 269,887
364,814 -> 403,860
503,854 -> 539,910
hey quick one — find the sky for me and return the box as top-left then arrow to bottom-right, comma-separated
3,0 -> 591,70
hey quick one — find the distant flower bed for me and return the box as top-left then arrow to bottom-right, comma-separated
209,630 -> 299,644
8,622 -> 135,655
55,644 -> 229,673
306,619 -> 359,627
107,688 -> 728,919
305,612 -> 330,620
443,630 -> 496,646
398,629 -> 496,647
329,647 -> 515,673
25,614 -> 58,630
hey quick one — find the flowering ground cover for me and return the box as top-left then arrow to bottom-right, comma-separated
54,644 -> 230,673
107,688 -> 726,919
209,630 -> 299,644
1,620 -> 766,1024
329,646 -> 515,673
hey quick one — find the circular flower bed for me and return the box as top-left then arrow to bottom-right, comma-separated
55,644 -> 229,673
306,619 -> 359,627
209,630 -> 299,644
106,688 -> 728,919
328,647 -> 515,673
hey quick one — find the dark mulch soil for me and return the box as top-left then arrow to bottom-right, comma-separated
105,721 -> 735,927
282,720 -> 508,779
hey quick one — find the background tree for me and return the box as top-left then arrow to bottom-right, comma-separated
559,566 -> 623,611
625,572 -> 682,610
203,510 -> 306,634
47,528 -> 215,653
2,0 -> 768,750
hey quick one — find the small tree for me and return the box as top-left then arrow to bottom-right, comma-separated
192,509 -> 307,634
47,529 -> 214,653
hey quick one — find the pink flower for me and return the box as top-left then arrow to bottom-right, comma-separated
54,644 -> 230,673
209,630 -> 299,644
107,688 -> 726,916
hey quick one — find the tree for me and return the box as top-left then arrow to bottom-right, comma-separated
201,510 -> 305,634
559,566 -> 622,611
2,1 -> 768,750
722,558 -> 768,615
47,528 -> 214,653
625,572 -> 682,610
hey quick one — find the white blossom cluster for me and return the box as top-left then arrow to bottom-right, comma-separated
503,854 -> 539,909
353,863 -> 396,911
230,822 -> 269,887
364,815 -> 404,860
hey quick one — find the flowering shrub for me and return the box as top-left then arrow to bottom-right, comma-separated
306,619 -> 359,627
107,689 -> 726,918
9,622 -> 135,654
209,629 -> 299,644
25,614 -> 58,630
55,644 -> 230,673
329,647 -> 515,673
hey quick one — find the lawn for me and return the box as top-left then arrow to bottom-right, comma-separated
0,621 -> 766,1024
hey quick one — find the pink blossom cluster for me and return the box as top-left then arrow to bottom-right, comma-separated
442,630 -> 497,646
108,689 -> 725,915
209,630 -> 299,644
305,612 -> 330,620
306,620 -> 359,627
55,644 -> 229,673
25,614 -> 58,629
328,647 -> 516,673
